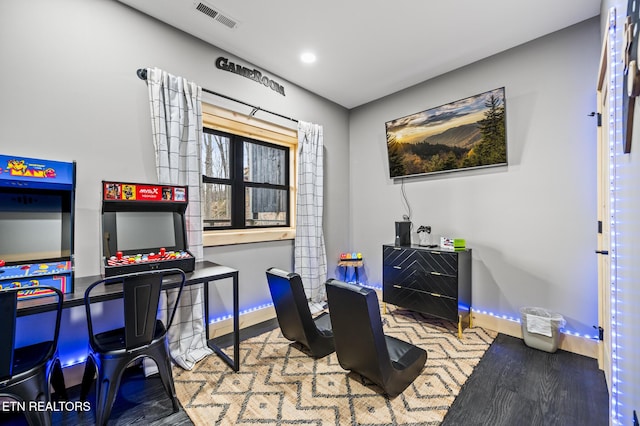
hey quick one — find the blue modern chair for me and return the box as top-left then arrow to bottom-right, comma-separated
79,268 -> 186,426
0,285 -> 67,426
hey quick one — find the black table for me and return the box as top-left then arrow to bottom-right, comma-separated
17,261 -> 240,372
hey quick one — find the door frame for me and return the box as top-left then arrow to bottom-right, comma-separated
596,10 -> 614,395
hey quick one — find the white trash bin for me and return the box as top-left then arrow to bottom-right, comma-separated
520,307 -> 565,353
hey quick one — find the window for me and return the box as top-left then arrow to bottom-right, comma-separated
201,103 -> 297,246
202,129 -> 289,229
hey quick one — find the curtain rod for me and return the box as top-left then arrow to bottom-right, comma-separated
136,68 -> 298,124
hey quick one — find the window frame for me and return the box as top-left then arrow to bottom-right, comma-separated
201,102 -> 297,246
202,128 -> 290,230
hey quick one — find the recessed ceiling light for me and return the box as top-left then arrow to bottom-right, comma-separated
300,52 -> 316,64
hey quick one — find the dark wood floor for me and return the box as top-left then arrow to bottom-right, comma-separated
0,364 -> 194,426
442,333 -> 609,426
1,325 -> 609,426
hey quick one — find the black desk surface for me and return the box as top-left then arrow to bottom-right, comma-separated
17,261 -> 237,315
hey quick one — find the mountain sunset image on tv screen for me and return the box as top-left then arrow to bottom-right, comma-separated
385,87 -> 507,179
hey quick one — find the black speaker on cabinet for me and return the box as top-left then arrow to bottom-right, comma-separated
394,221 -> 411,246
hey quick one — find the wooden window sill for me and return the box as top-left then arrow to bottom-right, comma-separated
203,228 -> 296,246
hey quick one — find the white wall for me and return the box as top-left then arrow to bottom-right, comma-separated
0,0 -> 350,359
349,18 -> 601,337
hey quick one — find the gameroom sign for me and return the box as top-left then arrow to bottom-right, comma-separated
215,57 -> 286,96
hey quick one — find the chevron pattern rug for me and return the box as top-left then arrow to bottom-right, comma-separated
173,307 -> 496,426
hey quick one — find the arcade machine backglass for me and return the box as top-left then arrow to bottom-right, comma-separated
0,154 -> 76,299
101,181 -> 195,277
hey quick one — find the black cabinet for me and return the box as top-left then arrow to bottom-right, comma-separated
382,244 -> 471,336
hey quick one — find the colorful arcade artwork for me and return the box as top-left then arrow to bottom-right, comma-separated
0,154 -> 76,299
104,182 -> 186,202
101,181 -> 195,277
0,155 -> 74,184
0,261 -> 72,299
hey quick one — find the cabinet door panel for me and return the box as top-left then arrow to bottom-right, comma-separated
382,263 -> 403,284
383,246 -> 458,276
384,286 -> 458,322
420,274 -> 458,299
383,246 -> 415,268
384,267 -> 457,298
415,250 -> 458,276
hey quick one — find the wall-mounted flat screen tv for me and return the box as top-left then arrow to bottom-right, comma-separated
385,87 -> 507,179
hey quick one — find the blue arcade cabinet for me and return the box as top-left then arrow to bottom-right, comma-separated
0,154 -> 76,299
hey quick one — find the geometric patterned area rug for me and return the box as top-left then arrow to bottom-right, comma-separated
173,307 -> 496,426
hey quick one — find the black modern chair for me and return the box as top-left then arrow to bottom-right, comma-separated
79,268 -> 186,426
0,285 -> 67,426
325,279 -> 427,397
265,267 -> 334,358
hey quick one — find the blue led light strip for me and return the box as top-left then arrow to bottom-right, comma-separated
607,7 -> 621,424
347,282 -> 599,339
61,303 -> 278,367
208,303 -> 275,324
470,308 -> 598,340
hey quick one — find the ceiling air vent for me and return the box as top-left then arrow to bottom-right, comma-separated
195,2 -> 218,19
194,2 -> 238,29
214,13 -> 237,29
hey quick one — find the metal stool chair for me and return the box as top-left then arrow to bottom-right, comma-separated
79,268 -> 186,426
0,285 -> 67,426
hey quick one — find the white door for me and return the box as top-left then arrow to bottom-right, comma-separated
596,16 -> 613,393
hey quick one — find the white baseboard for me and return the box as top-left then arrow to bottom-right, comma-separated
61,362 -> 86,389
471,311 -> 598,358
207,305 -> 277,339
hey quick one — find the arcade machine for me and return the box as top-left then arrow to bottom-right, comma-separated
101,181 -> 195,277
0,154 -> 76,299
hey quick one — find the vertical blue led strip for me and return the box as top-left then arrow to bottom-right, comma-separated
607,7 -> 621,425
